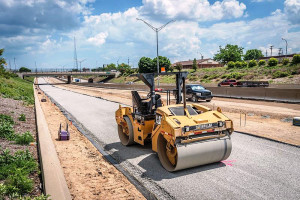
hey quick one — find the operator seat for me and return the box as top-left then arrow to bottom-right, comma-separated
131,91 -> 150,114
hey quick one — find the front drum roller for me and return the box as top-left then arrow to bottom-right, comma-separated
157,134 -> 232,172
118,116 -> 134,146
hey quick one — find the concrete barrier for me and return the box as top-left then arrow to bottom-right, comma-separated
34,86 -> 72,200
74,82 -> 300,103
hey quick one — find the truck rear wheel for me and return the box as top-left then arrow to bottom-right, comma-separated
118,116 -> 134,146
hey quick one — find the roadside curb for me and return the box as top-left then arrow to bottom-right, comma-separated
34,85 -> 72,200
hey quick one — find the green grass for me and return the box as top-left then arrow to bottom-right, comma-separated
0,76 -> 34,105
108,63 -> 300,84
0,149 -> 38,197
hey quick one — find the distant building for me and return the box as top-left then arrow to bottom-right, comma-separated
172,59 -> 223,69
258,54 -> 296,63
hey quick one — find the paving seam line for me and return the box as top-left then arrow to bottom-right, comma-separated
235,131 -> 299,148
33,85 -> 72,200
41,85 -> 175,200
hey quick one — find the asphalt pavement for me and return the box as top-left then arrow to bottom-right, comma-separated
38,78 -> 300,200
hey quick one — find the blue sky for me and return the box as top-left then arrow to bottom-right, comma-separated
0,0 -> 299,70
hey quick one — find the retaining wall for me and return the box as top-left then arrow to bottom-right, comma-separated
74,83 -> 300,103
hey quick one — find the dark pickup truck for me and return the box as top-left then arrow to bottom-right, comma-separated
186,84 -> 213,102
218,79 -> 269,87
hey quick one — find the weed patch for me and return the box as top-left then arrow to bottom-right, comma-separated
0,149 -> 38,197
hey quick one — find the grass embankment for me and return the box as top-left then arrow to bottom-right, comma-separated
108,63 -> 300,85
0,77 -> 34,105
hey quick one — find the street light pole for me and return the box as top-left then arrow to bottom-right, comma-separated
136,18 -> 175,87
282,38 -> 288,57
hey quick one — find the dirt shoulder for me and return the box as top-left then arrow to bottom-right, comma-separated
46,77 -> 300,146
36,86 -> 145,200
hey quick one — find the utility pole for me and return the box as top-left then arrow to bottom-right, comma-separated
128,57 -> 129,66
278,48 -> 282,56
35,61 -> 37,73
270,46 -> 274,56
282,38 -> 288,57
136,18 -> 175,87
265,50 -> 268,57
74,36 -> 78,70
9,60 -> 11,71
14,57 -> 16,72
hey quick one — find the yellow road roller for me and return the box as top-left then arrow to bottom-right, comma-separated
115,72 -> 233,171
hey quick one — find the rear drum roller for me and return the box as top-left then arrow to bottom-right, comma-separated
157,133 -> 232,172
118,116 -> 134,146
157,134 -> 178,172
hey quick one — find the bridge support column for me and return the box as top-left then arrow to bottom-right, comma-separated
67,75 -> 72,84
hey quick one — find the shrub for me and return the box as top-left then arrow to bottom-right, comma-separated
241,61 -> 248,68
268,58 -> 278,67
18,114 -> 26,122
292,54 -> 300,64
258,60 -> 266,66
0,114 -> 15,140
282,58 -> 289,65
235,61 -> 242,68
248,60 -> 257,68
272,71 -> 289,79
5,169 -> 33,195
0,114 -> 14,125
221,74 -> 228,79
227,61 -> 235,69
15,132 -> 34,145
227,72 -> 245,80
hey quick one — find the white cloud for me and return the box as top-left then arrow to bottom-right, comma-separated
284,0 -> 300,24
87,32 -> 108,46
140,0 -> 246,21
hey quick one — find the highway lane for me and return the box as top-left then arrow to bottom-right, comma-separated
38,78 -> 300,200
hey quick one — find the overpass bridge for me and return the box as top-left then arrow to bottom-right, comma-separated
21,71 -> 120,83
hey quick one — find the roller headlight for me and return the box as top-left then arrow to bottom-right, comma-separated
218,121 -> 224,127
196,92 -> 202,96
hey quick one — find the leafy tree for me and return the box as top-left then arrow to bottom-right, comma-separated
192,58 -> 197,71
214,44 -> 244,63
169,65 -> 174,72
106,63 -> 116,71
153,56 -> 171,72
292,54 -> 300,64
0,49 -> 6,73
174,63 -> 183,72
268,58 -> 278,67
19,67 -> 31,73
138,57 -> 154,73
244,49 -> 263,61
227,61 -> 235,69
248,60 -> 257,68
258,60 -> 266,66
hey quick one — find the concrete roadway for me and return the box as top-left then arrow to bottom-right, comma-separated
38,78 -> 300,200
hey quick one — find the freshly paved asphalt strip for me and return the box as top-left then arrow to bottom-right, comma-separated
38,78 -> 300,200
